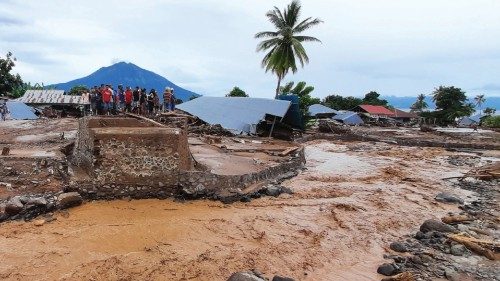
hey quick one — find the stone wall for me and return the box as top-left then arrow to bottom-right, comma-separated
178,147 -> 306,197
72,116 -> 191,195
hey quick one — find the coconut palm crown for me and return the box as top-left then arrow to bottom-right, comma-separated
255,0 -> 323,98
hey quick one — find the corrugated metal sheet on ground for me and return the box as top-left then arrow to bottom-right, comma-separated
17,90 -> 89,105
332,111 -> 363,125
308,104 -> 338,116
6,101 -> 38,120
177,97 -> 291,134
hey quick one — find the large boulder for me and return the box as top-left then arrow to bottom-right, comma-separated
5,196 -> 24,215
227,271 -> 265,281
57,192 -> 83,209
420,219 -> 457,233
272,276 -> 295,281
377,263 -> 398,276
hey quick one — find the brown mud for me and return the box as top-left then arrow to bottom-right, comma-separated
0,139 -> 488,281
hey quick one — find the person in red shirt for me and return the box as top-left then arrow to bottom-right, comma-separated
124,86 -> 133,112
101,86 -> 112,115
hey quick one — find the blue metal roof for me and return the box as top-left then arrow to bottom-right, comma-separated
332,111 -> 363,125
177,97 -> 291,134
5,101 -> 38,120
308,104 -> 338,116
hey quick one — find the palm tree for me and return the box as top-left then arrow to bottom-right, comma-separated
474,94 -> 485,114
255,1 -> 323,98
410,94 -> 428,113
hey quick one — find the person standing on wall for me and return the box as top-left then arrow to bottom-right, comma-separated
132,86 -> 140,114
163,87 -> 173,112
124,86 -> 133,112
102,85 -> 112,115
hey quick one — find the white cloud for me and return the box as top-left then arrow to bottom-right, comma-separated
1,0 -> 499,98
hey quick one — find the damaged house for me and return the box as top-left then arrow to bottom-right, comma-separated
177,96 -> 300,138
17,90 -> 89,117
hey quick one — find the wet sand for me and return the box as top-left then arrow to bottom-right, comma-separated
0,140 -> 477,280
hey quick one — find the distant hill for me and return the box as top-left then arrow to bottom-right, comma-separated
51,62 -> 200,101
383,95 -> 500,110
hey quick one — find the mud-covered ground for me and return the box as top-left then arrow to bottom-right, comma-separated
1,138 -> 497,281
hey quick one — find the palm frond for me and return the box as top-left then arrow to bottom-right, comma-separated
293,18 -> 323,33
294,36 -> 321,43
255,31 -> 279,39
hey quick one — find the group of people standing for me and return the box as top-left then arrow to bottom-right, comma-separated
0,103 -> 9,121
82,84 -> 176,116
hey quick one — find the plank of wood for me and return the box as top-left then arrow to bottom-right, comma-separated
124,112 -> 167,128
279,146 -> 299,157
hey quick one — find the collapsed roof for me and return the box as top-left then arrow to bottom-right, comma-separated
5,101 -> 38,120
177,97 -> 291,134
17,90 -> 89,105
308,104 -> 338,116
332,111 -> 364,125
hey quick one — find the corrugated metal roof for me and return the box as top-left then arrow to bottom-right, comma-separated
308,104 -> 338,116
392,109 -> 418,118
5,101 -> 38,120
177,97 -> 291,134
332,111 -> 364,125
17,90 -> 89,105
358,105 -> 394,116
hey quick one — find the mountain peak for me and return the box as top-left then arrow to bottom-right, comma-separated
51,62 -> 200,101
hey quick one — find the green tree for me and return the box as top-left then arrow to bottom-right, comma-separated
410,94 -> 428,113
474,94 -> 485,114
279,81 -> 319,117
322,95 -> 363,110
432,86 -> 474,124
362,91 -> 388,106
11,82 -> 46,98
0,52 -> 23,97
68,85 -> 89,95
255,0 -> 323,98
482,115 -> 500,128
226,87 -> 248,97
483,107 -> 496,116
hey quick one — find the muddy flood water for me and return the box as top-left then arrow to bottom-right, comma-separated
0,140 -> 482,280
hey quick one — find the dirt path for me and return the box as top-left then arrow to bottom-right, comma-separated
0,140 -> 482,280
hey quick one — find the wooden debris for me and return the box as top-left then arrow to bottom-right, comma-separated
279,146 -> 299,157
441,215 -> 473,224
448,234 -> 499,260
382,272 -> 416,281
124,112 -> 168,128
463,162 -> 500,181
1,147 -> 10,156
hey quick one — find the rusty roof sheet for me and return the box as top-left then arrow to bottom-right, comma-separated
358,105 -> 394,116
17,90 -> 89,105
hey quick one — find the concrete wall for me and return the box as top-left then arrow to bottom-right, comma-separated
73,116 -> 191,188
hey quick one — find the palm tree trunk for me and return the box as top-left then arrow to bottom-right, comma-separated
275,74 -> 282,99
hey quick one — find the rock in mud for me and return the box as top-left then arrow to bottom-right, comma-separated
57,192 -> 83,209
182,183 -> 207,197
450,244 -> 466,256
227,271 -> 266,281
27,197 -> 48,207
390,242 -> 408,253
272,276 -> 295,281
435,193 -> 464,204
377,263 -> 398,276
444,268 -> 459,281
33,219 -> 45,226
5,196 -> 24,215
265,185 -> 282,197
419,219 -> 457,233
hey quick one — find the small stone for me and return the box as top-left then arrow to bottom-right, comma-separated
227,271 -> 265,281
265,185 -> 282,197
435,193 -> 464,204
272,276 -> 295,281
420,219 -> 457,233
450,244 -> 466,256
5,196 -> 24,215
444,268 -> 459,281
389,242 -> 408,253
33,219 -> 45,226
377,263 -> 397,276
57,192 -> 83,209
27,197 -> 47,207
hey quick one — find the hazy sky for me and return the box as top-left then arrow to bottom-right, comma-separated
1,0 -> 499,98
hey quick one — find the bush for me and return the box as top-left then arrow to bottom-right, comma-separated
482,115 -> 500,128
